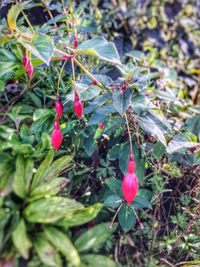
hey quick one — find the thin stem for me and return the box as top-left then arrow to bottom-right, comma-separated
57,61 -> 67,96
131,206 -> 144,229
73,57 -> 103,88
124,112 -> 133,154
71,58 -> 76,91
21,10 -> 34,33
109,202 -> 124,229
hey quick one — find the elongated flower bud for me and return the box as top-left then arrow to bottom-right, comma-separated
99,122 -> 104,130
74,91 -> 83,119
128,153 -> 136,173
22,53 -> 29,68
122,172 -> 138,205
55,98 -> 64,117
51,120 -> 62,151
27,61 -> 33,78
73,35 -> 78,49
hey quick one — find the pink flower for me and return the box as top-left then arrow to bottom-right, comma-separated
74,91 -> 83,119
27,61 -> 33,78
55,98 -> 64,118
122,172 -> 138,205
51,120 -> 62,151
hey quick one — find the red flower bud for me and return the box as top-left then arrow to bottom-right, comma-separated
55,98 -> 64,117
99,122 -> 104,130
27,61 -> 33,78
92,80 -> 98,86
122,172 -> 138,205
73,35 -> 78,49
128,153 -> 136,173
22,53 -> 29,68
51,120 -> 62,151
74,91 -> 83,119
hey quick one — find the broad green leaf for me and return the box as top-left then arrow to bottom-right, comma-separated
31,149 -> 54,189
24,158 -> 34,193
107,144 -> 121,161
118,203 -> 136,233
105,178 -> 123,197
7,3 -> 27,30
28,178 -> 68,202
13,154 -> 26,198
167,133 -> 198,154
112,88 -> 132,116
45,155 -> 73,180
184,115 -> 200,136
76,37 -> 120,64
82,254 -> 116,267
75,222 -> 117,252
126,50 -> 144,61
88,104 -> 115,125
153,142 -> 166,158
104,195 -> 122,208
137,116 -> 167,146
24,197 -> 83,223
83,137 -> 96,157
131,195 -> 152,209
12,219 -> 32,259
34,233 -> 60,267
57,203 -> 103,228
66,83 -> 101,101
18,34 -> 54,65
44,226 -> 81,266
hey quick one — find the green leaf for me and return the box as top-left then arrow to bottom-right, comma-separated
24,197 -> 83,223
88,104 -> 115,125
57,203 -> 102,228
18,34 -> 54,65
167,133 -> 198,154
82,254 -> 116,267
153,142 -> 166,158
83,137 -> 96,157
113,88 -> 132,116
13,154 -> 26,198
34,232 -> 60,267
7,2 -> 27,30
66,83 -> 101,101
105,178 -> 123,197
12,219 -> 32,259
0,80 -> 5,93
44,226 -> 81,266
131,195 -> 152,209
107,144 -> 121,161
0,36 -> 13,45
31,149 -> 54,189
184,115 -> 200,136
193,151 -> 200,166
28,178 -> 68,202
24,158 -> 34,193
118,203 -> 136,233
75,222 -> 117,252
45,155 -> 73,181
76,37 -> 121,64
137,116 -> 167,146
104,195 -> 122,208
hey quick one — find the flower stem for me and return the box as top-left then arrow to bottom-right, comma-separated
109,202 -> 124,229
124,112 -> 133,154
57,61 -> 67,96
